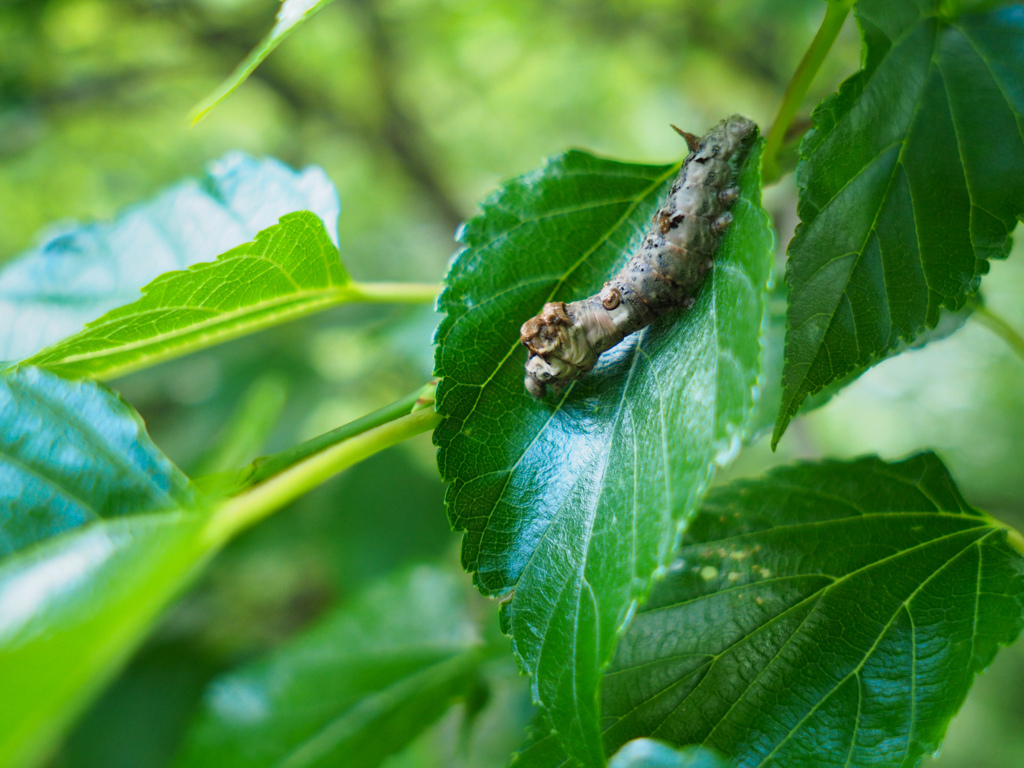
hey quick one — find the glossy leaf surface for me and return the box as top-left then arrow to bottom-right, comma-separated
0,368 -> 447,768
774,3 -> 1024,445
518,454 -> 1024,768
435,141 -> 773,765
176,565 -> 482,768
609,740 -> 731,768
24,212 -> 352,380
0,153 -> 340,364
0,514 -> 208,768
0,368 -> 204,768
0,367 -> 196,555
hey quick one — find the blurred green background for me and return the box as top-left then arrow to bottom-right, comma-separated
1,0 -> 1022,766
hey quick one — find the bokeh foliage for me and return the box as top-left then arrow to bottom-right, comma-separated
2,1 -> 1023,767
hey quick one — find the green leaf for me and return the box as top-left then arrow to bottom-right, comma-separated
774,3 -> 1024,447
175,565 -> 482,768
942,0 -> 1022,14
608,740 -> 731,768
752,287 -> 972,440
434,140 -> 773,765
0,370 -> 443,768
515,453 -> 1024,768
190,0 -> 338,124
0,514 -> 209,768
22,212 -> 354,380
0,367 -> 196,555
0,367 -> 205,768
0,153 -> 340,363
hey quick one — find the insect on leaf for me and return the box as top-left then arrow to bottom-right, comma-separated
434,132 -> 773,765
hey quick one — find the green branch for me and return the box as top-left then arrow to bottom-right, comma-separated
237,381 -> 436,488
969,299 -> 1024,365
762,0 -> 853,184
203,391 -> 441,547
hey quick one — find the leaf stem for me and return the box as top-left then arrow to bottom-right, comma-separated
346,281 -> 443,305
762,0 -> 852,185
203,399 -> 441,547
968,300 -> 1024,365
237,381 -> 436,488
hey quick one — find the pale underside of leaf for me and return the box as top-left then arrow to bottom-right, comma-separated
23,211 -> 351,380
0,367 -> 196,556
0,153 -> 340,363
608,739 -> 731,768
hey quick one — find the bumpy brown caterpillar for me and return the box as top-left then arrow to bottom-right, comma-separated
520,115 -> 758,398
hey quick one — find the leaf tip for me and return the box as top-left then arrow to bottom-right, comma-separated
770,407 -> 791,451
188,88 -> 230,126
188,103 -> 212,126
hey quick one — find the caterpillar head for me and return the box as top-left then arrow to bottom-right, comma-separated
521,301 -> 600,398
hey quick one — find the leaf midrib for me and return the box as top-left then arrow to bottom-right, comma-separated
277,649 -> 478,768
26,285 -> 357,380
750,528 -> 996,768
685,509 -> 986,549
634,516 -> 992,619
601,525 -> 993,759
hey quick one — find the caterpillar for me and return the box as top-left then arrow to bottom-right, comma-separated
520,114 -> 758,398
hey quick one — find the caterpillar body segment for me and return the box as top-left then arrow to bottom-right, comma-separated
520,115 -> 758,398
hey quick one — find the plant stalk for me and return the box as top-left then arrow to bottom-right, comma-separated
969,300 -> 1024,364
762,0 -> 852,184
1007,526 -> 1024,557
346,281 -> 443,304
238,382 -> 435,487
203,403 -> 441,547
